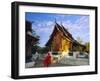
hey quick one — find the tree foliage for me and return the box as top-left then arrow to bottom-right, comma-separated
84,42 -> 90,53
75,37 -> 83,52
38,46 -> 49,54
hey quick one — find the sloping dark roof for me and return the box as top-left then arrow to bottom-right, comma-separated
26,20 -> 39,41
27,34 -> 39,42
61,25 -> 74,40
45,23 -> 74,46
45,22 -> 85,47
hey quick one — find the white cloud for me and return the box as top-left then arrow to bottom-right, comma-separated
32,21 -> 54,35
62,16 -> 89,43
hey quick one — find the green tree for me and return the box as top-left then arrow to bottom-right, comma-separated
38,46 -> 49,54
75,37 -> 84,52
76,46 -> 83,52
85,42 -> 90,53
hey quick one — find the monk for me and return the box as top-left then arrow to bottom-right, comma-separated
43,51 -> 53,67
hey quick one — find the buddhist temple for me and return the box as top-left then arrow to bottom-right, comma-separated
45,22 -> 85,56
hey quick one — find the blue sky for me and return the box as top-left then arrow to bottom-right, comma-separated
25,12 -> 89,47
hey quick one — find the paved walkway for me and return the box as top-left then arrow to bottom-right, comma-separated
33,59 -> 74,68
26,57 -> 89,68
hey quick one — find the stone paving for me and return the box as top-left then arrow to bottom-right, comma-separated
26,56 -> 89,68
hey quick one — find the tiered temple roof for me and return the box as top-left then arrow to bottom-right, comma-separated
46,22 -> 85,47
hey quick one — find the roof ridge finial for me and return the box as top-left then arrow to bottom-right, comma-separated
60,21 -> 63,26
55,18 -> 57,24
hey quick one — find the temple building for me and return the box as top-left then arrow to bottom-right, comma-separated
45,22 -> 85,56
26,21 -> 38,62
